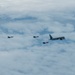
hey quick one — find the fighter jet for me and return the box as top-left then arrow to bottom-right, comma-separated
7,36 -> 13,38
43,41 -> 49,44
49,34 -> 65,40
33,36 -> 39,38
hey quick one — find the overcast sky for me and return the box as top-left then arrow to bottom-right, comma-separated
0,0 -> 75,75
0,0 -> 75,35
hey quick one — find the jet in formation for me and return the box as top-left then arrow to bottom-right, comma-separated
33,36 -> 39,38
7,36 -> 13,38
43,42 -> 49,44
49,34 -> 65,40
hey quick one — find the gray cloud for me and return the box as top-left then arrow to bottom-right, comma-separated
0,0 -> 75,75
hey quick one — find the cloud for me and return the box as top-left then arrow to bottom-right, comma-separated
0,0 -> 75,75
0,0 -> 75,35
0,41 -> 75,75
0,0 -> 75,17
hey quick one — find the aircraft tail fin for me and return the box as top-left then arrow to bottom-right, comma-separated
49,34 -> 53,40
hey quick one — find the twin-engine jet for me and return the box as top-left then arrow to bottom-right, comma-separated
33,36 -> 39,38
43,42 -> 49,44
49,34 -> 65,40
8,36 -> 13,38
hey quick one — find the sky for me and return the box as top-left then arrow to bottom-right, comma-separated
0,0 -> 75,75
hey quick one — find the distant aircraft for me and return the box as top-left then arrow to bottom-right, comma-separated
49,34 -> 65,40
33,36 -> 39,38
7,36 -> 13,38
43,42 -> 49,44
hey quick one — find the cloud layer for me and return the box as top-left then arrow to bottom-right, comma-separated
0,0 -> 75,75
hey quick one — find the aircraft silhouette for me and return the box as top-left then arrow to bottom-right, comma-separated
49,34 -> 65,40
8,36 -> 13,38
33,36 -> 39,38
43,41 -> 49,44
